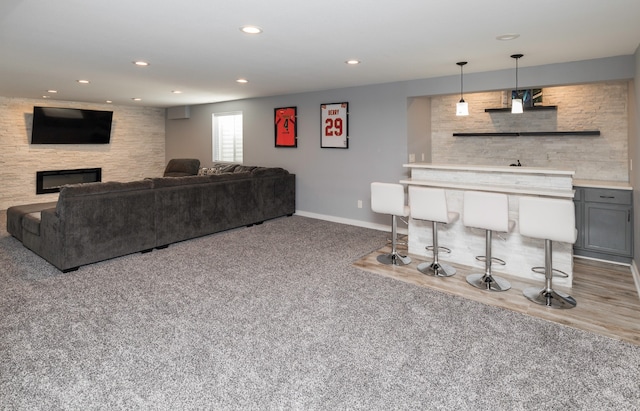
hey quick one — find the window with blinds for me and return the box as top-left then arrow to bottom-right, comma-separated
212,111 -> 243,163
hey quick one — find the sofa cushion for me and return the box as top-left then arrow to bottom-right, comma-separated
6,202 -> 57,241
22,212 -> 42,236
233,165 -> 257,173
59,180 -> 153,198
163,158 -> 201,177
151,175 -> 212,188
198,163 -> 239,175
56,180 -> 153,216
251,167 -> 289,177
207,172 -> 251,182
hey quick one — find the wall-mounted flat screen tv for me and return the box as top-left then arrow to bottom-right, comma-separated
31,106 -> 113,144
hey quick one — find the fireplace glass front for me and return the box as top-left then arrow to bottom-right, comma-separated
36,168 -> 102,194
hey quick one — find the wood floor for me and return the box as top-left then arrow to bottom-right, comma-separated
354,246 -> 640,346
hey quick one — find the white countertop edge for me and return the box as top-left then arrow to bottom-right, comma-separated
403,163 -> 575,176
400,179 -> 575,198
573,179 -> 632,190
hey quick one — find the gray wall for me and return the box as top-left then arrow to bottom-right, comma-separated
167,82 -> 411,228
165,55 -> 636,230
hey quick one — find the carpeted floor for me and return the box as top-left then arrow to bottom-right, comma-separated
1,212 -> 639,410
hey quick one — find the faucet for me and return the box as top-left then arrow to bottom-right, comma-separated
509,159 -> 522,167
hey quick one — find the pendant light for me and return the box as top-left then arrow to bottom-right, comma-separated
456,61 -> 469,116
511,54 -> 524,114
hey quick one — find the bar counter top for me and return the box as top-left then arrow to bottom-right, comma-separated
402,163 -> 575,198
573,179 -> 632,190
403,163 -> 575,176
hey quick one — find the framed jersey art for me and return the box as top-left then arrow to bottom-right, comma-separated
320,102 -> 348,148
274,106 -> 297,147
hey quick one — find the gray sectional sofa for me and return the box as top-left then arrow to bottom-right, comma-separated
7,165 -> 295,272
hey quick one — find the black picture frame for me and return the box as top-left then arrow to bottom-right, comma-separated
320,102 -> 348,148
274,106 -> 297,147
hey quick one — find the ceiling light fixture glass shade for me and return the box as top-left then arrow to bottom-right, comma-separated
456,100 -> 469,116
456,61 -> 469,116
511,98 -> 524,114
511,53 -> 524,114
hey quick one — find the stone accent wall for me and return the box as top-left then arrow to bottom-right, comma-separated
0,97 -> 166,210
431,82 -> 629,181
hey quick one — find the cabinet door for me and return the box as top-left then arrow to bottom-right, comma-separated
583,202 -> 632,257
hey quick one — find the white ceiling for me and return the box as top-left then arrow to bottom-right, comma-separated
1,0 -> 639,108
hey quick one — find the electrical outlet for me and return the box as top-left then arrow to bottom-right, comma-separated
421,153 -> 425,161
357,200 -> 363,209
409,153 -> 415,163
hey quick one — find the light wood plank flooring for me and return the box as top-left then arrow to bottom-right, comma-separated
354,246 -> 640,346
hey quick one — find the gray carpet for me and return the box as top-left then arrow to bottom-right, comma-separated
1,212 -> 639,410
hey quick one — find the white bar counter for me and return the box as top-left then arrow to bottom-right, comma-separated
401,163 -> 576,286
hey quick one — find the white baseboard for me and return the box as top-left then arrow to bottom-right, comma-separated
293,210 -> 408,235
573,254 -> 631,267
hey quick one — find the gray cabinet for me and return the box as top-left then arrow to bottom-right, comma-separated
573,187 -> 633,264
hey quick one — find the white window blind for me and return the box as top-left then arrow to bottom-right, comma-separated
212,111 -> 243,163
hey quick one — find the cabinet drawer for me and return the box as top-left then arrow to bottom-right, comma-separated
584,188 -> 632,205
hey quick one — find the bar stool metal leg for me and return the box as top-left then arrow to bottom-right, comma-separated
466,230 -> 511,291
417,221 -> 456,277
377,215 -> 411,266
523,239 -> 576,309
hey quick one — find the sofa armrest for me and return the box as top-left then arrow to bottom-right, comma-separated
21,208 -> 66,270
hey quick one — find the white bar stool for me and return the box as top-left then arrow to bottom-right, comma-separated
463,191 -> 514,291
371,182 -> 411,266
409,186 -> 459,277
519,196 -> 577,309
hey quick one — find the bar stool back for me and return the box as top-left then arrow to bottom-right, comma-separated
519,196 -> 577,308
463,191 -> 514,291
409,186 -> 459,277
371,182 -> 411,266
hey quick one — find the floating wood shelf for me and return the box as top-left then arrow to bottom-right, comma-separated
484,105 -> 558,112
453,131 -> 601,137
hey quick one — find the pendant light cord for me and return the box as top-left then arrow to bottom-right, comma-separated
456,61 -> 467,102
511,54 -> 523,94
460,65 -> 464,100
515,57 -> 518,91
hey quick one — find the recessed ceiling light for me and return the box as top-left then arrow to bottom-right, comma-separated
133,61 -> 150,66
171,90 -> 183,94
236,78 -> 249,84
47,89 -> 58,93
345,59 -> 361,65
132,97 -> 142,101
77,79 -> 90,84
496,33 -> 520,41
106,100 -> 113,104
42,95 -> 50,99
240,25 -> 262,34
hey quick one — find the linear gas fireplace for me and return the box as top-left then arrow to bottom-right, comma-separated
36,168 -> 102,194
